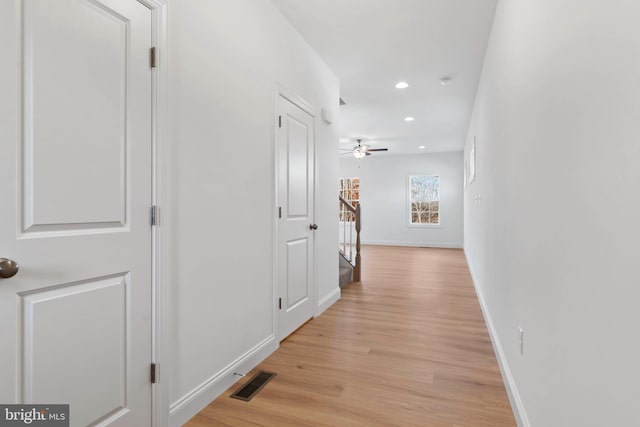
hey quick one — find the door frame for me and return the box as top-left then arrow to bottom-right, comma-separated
273,85 -> 319,341
136,0 -> 169,426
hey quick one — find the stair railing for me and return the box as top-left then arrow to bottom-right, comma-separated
339,196 -> 361,281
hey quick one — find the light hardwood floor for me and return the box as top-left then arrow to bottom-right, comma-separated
185,245 -> 515,426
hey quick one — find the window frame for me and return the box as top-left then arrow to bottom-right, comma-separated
407,174 -> 441,228
469,137 -> 476,184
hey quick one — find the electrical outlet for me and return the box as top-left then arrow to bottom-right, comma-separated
518,327 -> 524,355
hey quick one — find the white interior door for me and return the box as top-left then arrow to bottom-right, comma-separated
277,93 -> 316,340
0,1 -> 154,426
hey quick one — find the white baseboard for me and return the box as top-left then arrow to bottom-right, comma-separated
316,287 -> 341,316
362,240 -> 463,249
464,250 -> 530,427
168,335 -> 278,427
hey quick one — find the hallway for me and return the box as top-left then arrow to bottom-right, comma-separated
186,246 -> 515,426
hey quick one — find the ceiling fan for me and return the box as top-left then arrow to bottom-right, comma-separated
339,139 -> 389,158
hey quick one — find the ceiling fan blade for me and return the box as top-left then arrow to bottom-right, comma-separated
339,152 -> 353,156
365,152 -> 372,156
366,148 -> 388,152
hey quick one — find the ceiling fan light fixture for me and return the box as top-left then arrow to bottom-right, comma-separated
353,147 -> 367,159
348,139 -> 388,158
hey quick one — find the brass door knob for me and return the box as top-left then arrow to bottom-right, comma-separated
0,258 -> 19,279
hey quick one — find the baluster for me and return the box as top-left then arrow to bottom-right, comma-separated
343,204 -> 347,259
349,212 -> 353,262
354,204 -> 361,282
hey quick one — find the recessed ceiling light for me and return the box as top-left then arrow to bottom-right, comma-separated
395,81 -> 409,89
440,77 -> 453,86
404,116 -> 415,122
418,146 -> 426,149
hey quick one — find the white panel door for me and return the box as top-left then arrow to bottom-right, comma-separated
0,1 -> 153,426
277,94 -> 316,340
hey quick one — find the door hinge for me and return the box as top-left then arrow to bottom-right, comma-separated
278,115 -> 282,128
150,47 -> 157,68
278,297 -> 282,310
151,363 -> 158,384
150,205 -> 158,226
278,207 -> 282,219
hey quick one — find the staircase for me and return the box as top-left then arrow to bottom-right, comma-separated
339,196 -> 361,287
339,265 -> 352,287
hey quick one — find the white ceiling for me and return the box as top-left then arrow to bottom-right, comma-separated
271,0 -> 498,155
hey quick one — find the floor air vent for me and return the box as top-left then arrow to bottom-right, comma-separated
230,371 -> 276,402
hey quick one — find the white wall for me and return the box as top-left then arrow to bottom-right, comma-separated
464,1 -> 640,426
339,152 -> 463,248
166,1 -> 340,424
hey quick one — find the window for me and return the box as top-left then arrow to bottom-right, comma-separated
339,177 -> 359,222
469,137 -> 476,183
409,175 -> 440,225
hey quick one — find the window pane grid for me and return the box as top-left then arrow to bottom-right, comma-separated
409,175 -> 440,225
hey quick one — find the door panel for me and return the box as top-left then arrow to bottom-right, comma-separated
286,238 -> 309,307
0,1 -> 153,426
25,0 -> 128,229
23,274 -> 128,426
286,117 -> 310,217
277,94 -> 315,340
